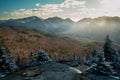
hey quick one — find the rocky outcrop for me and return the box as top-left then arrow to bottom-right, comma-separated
1,62 -> 86,80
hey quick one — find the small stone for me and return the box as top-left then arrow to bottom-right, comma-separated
0,71 -> 6,78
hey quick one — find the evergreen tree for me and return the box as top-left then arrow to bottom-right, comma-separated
28,50 -> 35,66
103,35 -> 116,61
0,47 -> 5,57
16,54 -> 21,69
73,53 -> 77,61
85,48 -> 99,65
91,48 -> 99,63
54,52 -> 58,61
92,48 -> 97,57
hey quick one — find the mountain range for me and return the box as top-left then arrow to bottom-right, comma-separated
0,16 -> 120,42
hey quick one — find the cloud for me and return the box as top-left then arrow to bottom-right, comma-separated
8,0 -> 120,21
100,0 -> 120,10
59,0 -> 86,8
19,9 -> 25,11
84,0 -> 100,8
3,12 -> 9,14
10,8 -> 40,18
10,0 -> 86,19
35,3 -> 40,7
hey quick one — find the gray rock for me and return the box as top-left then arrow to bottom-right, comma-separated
0,71 -> 6,78
38,62 -> 82,80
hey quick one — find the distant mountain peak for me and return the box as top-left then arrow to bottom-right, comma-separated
45,16 -> 64,22
65,18 -> 74,23
78,16 -> 120,23
24,16 -> 43,20
15,16 -> 44,23
78,18 -> 93,22
47,16 -> 63,20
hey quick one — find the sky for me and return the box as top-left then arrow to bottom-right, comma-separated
0,0 -> 120,21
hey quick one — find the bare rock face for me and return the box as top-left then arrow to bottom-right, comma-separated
1,62 -> 86,80
0,47 -> 17,78
25,62 -> 83,80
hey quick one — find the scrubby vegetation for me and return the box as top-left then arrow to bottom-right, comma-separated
0,26 -> 120,80
0,26 -> 106,64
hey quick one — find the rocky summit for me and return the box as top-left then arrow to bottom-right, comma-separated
0,47 -> 90,80
1,62 -> 91,80
0,32 -> 119,80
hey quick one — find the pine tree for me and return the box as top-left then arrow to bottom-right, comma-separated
103,35 -> 115,61
28,50 -> 35,66
16,54 -> 21,68
91,48 -> 99,63
92,48 -> 97,57
73,53 -> 77,61
54,52 -> 58,61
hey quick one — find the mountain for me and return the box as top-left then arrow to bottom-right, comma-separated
16,16 -> 44,22
0,20 -> 6,24
0,16 -> 74,34
64,16 -> 120,42
44,17 -> 74,33
0,17 -> 120,80
0,16 -> 120,42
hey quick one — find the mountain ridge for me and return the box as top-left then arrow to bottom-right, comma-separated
0,16 -> 120,42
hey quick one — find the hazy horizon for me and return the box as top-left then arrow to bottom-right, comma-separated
0,15 -> 120,22
0,0 -> 120,21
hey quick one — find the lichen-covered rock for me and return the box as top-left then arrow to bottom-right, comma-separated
0,71 -> 6,78
72,73 -> 91,80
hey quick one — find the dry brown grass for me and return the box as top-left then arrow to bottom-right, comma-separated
0,26 -> 104,64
